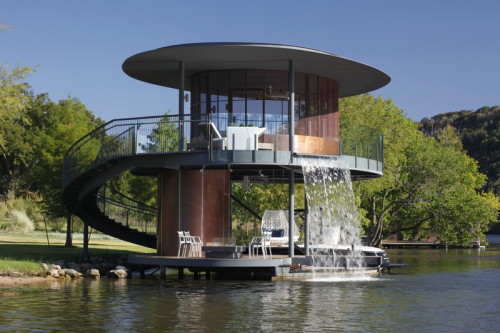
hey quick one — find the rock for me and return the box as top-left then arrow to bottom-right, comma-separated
109,269 -> 127,279
47,269 -> 59,278
41,263 -> 49,271
51,264 -> 62,271
62,269 -> 82,278
85,269 -> 100,279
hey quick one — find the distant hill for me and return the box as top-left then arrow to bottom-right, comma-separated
419,106 -> 499,196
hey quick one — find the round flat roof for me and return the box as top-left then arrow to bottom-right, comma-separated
122,43 -> 390,97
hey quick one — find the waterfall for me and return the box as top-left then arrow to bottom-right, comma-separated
299,156 -> 364,276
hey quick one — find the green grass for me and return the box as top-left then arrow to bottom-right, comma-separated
0,232 -> 155,274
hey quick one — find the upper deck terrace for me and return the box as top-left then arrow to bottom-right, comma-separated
63,112 -> 383,188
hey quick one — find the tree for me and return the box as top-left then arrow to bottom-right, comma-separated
27,96 -> 103,246
231,181 -> 305,244
141,114 -> 181,153
340,95 -> 419,245
340,95 -> 498,246
420,106 -> 500,195
0,64 -> 36,194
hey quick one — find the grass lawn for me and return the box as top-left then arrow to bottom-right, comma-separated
0,232 -> 155,274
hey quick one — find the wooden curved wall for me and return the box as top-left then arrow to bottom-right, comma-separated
260,113 -> 340,155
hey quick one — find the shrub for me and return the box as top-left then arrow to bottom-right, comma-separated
1,209 -> 35,233
0,197 -> 45,231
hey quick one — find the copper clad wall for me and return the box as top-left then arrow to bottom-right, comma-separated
158,170 -> 230,256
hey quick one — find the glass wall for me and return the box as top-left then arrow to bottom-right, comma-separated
190,69 -> 339,155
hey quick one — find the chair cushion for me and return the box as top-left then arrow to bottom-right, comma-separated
271,229 -> 285,237
262,227 -> 271,234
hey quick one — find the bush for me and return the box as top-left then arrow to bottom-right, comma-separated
0,197 -> 45,231
1,209 -> 35,233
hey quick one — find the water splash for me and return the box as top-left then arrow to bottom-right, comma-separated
298,156 -> 364,277
306,276 -> 386,283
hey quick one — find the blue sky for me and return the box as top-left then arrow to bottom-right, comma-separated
2,0 -> 499,121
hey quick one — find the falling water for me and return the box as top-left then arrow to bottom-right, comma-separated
298,156 -> 364,277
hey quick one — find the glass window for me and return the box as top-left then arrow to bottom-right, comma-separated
190,69 -> 339,146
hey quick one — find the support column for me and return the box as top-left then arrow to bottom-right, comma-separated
288,59 -> 295,155
289,169 -> 295,258
304,192 -> 309,256
178,61 -> 185,151
83,222 -> 89,257
288,59 -> 295,258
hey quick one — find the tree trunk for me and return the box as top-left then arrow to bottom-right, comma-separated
371,215 -> 384,247
83,222 -> 89,257
65,212 -> 73,248
368,195 -> 385,247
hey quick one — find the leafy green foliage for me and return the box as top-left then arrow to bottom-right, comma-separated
341,95 -> 498,246
420,106 -> 499,195
0,65 -> 33,124
231,182 -> 304,244
0,72 -> 103,222
27,95 -> 103,218
141,115 -> 180,153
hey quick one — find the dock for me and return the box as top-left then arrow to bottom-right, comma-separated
128,254 -> 385,280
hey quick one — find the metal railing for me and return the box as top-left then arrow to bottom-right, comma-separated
63,113 -> 290,186
63,113 -> 383,187
340,123 -> 384,168
96,185 -> 157,234
63,114 -> 193,186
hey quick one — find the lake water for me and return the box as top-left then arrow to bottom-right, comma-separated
1,236 -> 499,332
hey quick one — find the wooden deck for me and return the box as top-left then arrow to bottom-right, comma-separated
128,254 -> 387,280
129,254 -> 293,280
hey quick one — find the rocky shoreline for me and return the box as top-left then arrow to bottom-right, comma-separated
41,255 -> 131,279
1,255 -> 134,289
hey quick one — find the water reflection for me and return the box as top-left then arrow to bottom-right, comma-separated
1,244 -> 500,332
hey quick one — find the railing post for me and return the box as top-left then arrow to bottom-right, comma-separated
134,124 -> 139,155
367,144 -> 370,169
179,119 -> 184,152
208,114 -> 213,162
376,141 -> 380,171
380,135 -> 384,170
355,142 -> 358,168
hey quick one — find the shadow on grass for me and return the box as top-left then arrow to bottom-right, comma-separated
0,243 -> 151,263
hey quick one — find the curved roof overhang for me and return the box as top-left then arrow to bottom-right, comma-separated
122,42 -> 390,97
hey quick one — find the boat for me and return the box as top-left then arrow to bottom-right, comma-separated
287,243 -> 406,272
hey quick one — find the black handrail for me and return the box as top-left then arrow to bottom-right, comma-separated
97,185 -> 156,234
63,113 -> 383,187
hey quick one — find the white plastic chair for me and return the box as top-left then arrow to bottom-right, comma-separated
249,233 -> 272,259
184,231 -> 203,257
177,231 -> 189,257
